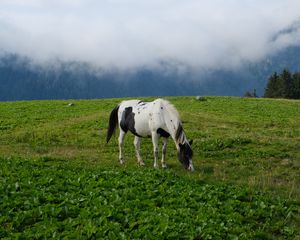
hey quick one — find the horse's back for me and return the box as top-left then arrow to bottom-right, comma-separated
118,100 -> 141,120
117,98 -> 179,138
119,99 -> 141,109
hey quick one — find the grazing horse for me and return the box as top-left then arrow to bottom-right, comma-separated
106,99 -> 194,171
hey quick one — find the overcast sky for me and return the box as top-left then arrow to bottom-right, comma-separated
1,0 -> 300,70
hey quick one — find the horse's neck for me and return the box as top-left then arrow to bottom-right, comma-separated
164,110 -> 187,147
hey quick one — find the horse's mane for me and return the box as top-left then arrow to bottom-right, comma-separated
160,99 -> 180,121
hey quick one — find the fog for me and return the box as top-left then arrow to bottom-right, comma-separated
1,0 -> 300,70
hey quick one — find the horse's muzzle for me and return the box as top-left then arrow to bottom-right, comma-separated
188,163 -> 194,171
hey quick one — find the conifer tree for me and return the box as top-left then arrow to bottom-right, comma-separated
280,69 -> 293,98
293,71 -> 300,99
264,72 -> 281,98
264,69 -> 300,99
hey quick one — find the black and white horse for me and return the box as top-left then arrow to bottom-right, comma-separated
106,99 -> 194,171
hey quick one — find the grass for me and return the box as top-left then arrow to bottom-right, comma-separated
0,96 -> 299,238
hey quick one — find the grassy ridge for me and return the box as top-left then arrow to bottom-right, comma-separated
0,96 -> 300,238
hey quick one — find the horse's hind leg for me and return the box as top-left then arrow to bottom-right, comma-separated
134,136 -> 145,166
161,138 -> 168,168
118,130 -> 126,164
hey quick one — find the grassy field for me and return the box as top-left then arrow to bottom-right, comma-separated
0,96 -> 299,239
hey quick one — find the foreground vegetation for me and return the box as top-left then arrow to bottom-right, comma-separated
0,96 -> 299,238
1,156 -> 298,239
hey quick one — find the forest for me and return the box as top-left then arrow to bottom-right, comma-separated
1,46 -> 300,101
264,69 -> 300,99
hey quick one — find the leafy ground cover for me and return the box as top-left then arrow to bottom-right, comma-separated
0,96 -> 300,238
1,156 -> 299,239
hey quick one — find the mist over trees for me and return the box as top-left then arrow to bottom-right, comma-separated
264,69 -> 300,99
1,46 -> 300,101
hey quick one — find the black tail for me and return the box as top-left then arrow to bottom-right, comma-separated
106,105 -> 119,143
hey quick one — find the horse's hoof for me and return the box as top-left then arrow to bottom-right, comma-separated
153,164 -> 158,169
162,164 -> 167,169
120,160 -> 124,165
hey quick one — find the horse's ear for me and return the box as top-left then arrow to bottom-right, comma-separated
189,139 -> 193,145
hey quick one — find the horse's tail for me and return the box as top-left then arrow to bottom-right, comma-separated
106,105 -> 120,143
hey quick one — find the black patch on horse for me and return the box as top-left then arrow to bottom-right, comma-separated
178,143 -> 193,168
138,101 -> 146,106
175,124 -> 183,141
120,107 -> 142,137
157,128 -> 170,138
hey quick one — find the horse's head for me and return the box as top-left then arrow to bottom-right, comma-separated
178,140 -> 194,171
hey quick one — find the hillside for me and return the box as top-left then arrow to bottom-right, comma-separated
1,46 -> 300,101
0,96 -> 299,238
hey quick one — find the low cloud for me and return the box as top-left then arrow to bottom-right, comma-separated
1,0 -> 300,70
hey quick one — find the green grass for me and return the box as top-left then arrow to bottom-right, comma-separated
0,96 -> 299,239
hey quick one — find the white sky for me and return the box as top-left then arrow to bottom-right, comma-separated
1,0 -> 300,70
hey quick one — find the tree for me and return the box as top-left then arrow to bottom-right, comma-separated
292,72 -> 300,99
280,69 -> 293,98
264,69 -> 300,99
244,89 -> 257,98
264,72 -> 282,98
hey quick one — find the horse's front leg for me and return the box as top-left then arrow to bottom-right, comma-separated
134,136 -> 145,166
151,132 -> 159,168
161,137 -> 168,168
118,130 -> 126,164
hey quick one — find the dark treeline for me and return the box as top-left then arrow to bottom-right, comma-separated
1,46 -> 300,101
0,54 -> 258,101
264,69 -> 300,99
0,54 -> 191,100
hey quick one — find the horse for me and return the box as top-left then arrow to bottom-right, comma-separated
106,98 -> 194,171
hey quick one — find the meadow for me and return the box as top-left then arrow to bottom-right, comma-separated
0,96 -> 299,239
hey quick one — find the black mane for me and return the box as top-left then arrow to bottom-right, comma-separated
175,123 -> 183,142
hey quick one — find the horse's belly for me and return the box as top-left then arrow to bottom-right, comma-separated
134,118 -> 151,137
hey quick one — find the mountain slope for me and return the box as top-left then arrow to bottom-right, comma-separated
1,46 -> 300,100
